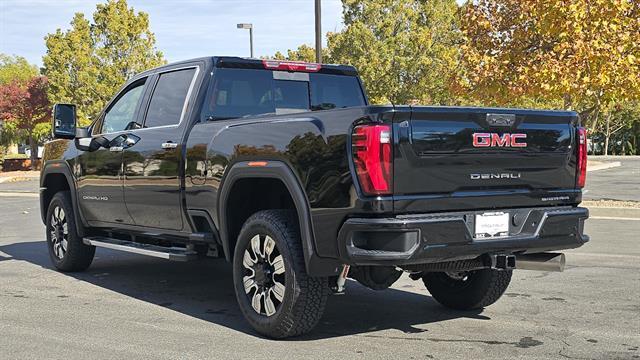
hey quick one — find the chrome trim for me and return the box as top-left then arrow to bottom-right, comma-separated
516,252 -> 565,272
96,65 -> 201,136
161,142 -> 178,149
77,137 -> 92,147
83,237 -> 196,261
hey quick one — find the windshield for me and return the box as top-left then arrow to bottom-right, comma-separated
201,68 -> 366,120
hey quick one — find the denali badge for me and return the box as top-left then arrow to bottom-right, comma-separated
472,133 -> 527,147
470,173 -> 521,180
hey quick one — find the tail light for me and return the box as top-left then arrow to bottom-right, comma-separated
352,124 -> 392,195
576,127 -> 587,188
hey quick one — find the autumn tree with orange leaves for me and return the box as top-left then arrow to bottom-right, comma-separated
459,0 -> 640,153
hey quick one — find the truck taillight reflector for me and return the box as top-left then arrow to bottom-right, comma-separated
262,60 -> 321,72
576,127 -> 587,188
352,124 -> 392,195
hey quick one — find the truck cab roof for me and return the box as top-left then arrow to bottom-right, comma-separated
136,56 -> 359,78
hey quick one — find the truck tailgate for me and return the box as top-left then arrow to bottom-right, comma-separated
393,106 -> 580,213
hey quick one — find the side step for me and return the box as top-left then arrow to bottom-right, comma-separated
83,237 -> 197,262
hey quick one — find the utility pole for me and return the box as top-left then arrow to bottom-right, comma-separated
314,0 -> 322,63
237,23 -> 254,58
249,25 -> 254,58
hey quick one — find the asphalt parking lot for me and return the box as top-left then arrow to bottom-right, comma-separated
0,162 -> 638,359
584,157 -> 640,202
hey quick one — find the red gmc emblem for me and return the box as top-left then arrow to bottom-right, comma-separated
473,133 -> 527,147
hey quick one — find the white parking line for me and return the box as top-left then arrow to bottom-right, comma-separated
0,192 -> 39,198
569,252 -> 640,259
590,216 -> 640,221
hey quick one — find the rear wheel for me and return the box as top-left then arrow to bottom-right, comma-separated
422,269 -> 512,310
45,191 -> 95,272
232,210 -> 329,338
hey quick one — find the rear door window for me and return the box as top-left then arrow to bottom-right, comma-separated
145,68 -> 196,128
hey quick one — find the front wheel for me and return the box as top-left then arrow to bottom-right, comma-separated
45,191 -> 95,272
232,210 -> 329,338
422,269 -> 512,310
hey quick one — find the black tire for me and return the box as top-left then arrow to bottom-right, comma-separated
232,210 -> 329,338
422,269 -> 512,310
45,191 -> 95,272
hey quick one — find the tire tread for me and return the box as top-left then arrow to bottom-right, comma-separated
46,191 -> 95,272
234,210 -> 329,338
422,269 -> 512,310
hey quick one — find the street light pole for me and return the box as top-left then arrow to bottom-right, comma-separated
314,0 -> 322,63
249,26 -> 254,58
236,23 -> 254,58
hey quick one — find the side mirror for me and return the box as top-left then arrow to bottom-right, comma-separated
52,104 -> 77,139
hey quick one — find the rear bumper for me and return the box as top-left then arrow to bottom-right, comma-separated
337,206 -> 589,266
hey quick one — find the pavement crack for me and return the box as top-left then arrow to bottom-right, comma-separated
558,348 -> 591,360
356,334 -> 543,348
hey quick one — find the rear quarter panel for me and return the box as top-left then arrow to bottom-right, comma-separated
184,106 -> 394,258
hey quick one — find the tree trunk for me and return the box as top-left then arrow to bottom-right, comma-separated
603,114 -> 611,156
28,135 -> 37,170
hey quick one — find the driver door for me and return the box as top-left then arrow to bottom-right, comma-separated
76,77 -> 148,225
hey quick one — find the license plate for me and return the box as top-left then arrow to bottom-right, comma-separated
475,212 -> 509,239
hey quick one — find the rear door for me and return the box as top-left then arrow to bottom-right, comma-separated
123,66 -> 200,230
394,107 -> 578,212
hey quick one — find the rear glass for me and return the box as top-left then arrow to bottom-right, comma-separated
201,68 -> 365,121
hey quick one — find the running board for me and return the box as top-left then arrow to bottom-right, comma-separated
83,237 -> 197,262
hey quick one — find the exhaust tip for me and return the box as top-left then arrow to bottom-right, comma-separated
516,252 -> 566,272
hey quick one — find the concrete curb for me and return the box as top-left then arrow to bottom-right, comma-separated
0,176 -> 39,184
588,155 -> 640,160
0,191 -> 39,197
588,161 -> 621,172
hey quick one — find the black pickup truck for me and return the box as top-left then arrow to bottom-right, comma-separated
41,56 -> 589,338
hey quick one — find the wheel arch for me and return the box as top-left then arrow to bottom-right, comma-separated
40,162 -> 85,237
217,161 -> 339,276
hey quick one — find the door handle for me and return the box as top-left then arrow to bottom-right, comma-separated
161,142 -> 178,149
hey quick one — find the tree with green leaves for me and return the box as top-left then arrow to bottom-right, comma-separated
327,0 -> 461,105
272,44 -> 328,63
0,54 -> 39,85
43,0 -> 165,125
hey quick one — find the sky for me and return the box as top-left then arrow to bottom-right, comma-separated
0,0 -> 345,67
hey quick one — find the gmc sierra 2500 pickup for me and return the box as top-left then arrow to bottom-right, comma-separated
41,56 -> 589,338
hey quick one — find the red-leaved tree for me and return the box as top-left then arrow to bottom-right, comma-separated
0,76 -> 51,169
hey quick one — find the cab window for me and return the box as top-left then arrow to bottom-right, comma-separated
98,79 -> 146,134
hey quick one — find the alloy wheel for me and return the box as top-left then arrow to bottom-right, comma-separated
242,234 -> 286,317
49,206 -> 68,260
